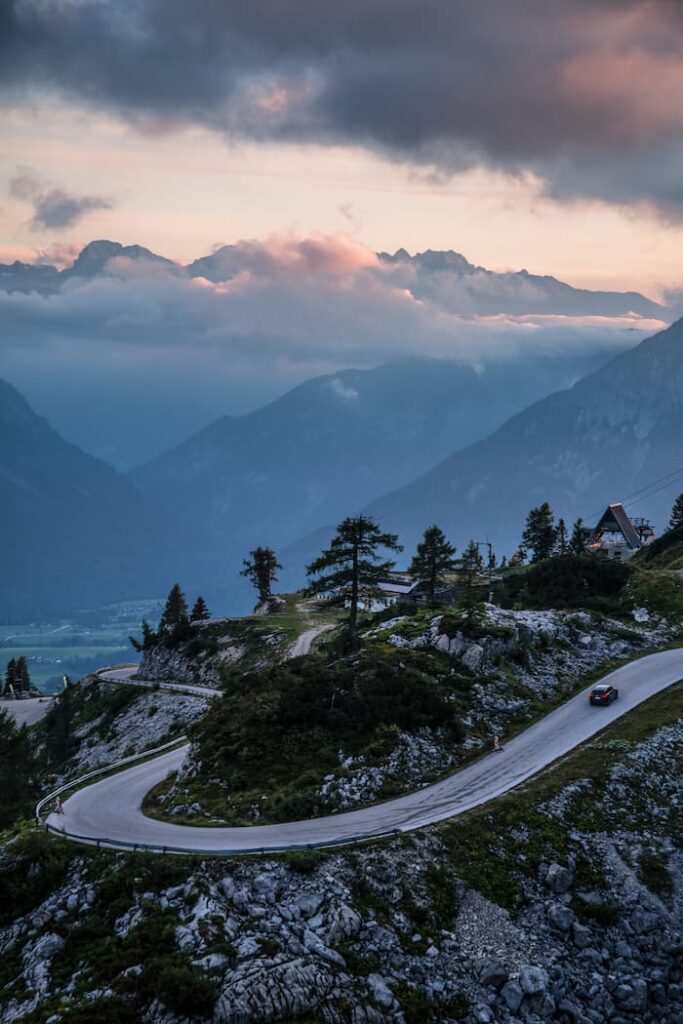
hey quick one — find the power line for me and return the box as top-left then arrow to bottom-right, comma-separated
582,465 -> 683,525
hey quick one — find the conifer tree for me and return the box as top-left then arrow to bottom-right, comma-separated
141,619 -> 157,649
409,524 -> 457,604
570,517 -> 587,555
555,518 -> 568,555
0,709 -> 36,827
509,547 -> 526,567
460,540 -> 484,608
669,493 -> 683,532
521,502 -> 557,562
158,583 -> 189,634
4,658 -> 17,696
16,656 -> 31,693
241,547 -> 283,605
190,596 -> 211,621
306,516 -> 402,648
129,618 -> 158,653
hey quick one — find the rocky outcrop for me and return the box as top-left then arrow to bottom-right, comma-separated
4,714 -> 682,1024
138,643 -> 223,688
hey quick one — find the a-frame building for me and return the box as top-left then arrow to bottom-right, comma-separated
585,503 -> 655,560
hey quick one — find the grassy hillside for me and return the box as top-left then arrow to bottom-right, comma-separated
634,526 -> 683,571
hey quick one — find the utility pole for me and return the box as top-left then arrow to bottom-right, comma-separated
474,540 -> 494,604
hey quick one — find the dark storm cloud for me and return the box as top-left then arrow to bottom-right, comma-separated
10,168 -> 113,230
3,1 -> 683,213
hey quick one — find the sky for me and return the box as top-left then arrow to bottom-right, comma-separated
2,0 -> 683,294
1,0 -> 683,464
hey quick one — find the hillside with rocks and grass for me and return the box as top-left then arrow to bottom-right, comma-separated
0,549 -> 682,1024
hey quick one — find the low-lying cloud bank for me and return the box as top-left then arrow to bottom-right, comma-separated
3,1 -> 683,216
0,234 -> 667,466
1,234 -> 665,369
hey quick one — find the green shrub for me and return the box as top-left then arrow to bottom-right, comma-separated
394,984 -> 469,1023
499,554 -> 630,612
148,962 -> 218,1018
282,848 -> 329,874
637,849 -> 673,900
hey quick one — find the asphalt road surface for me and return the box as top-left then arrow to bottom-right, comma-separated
98,666 -> 218,698
3,697 -> 52,727
48,648 -> 683,854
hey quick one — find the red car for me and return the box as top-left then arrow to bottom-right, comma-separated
589,684 -> 619,706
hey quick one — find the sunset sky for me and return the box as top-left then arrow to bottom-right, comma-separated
3,1 -> 683,465
2,0 -> 683,297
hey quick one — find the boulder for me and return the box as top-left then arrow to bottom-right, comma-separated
572,923 -> 593,949
500,980 -> 524,1012
478,959 -> 509,988
545,862 -> 574,894
325,903 -> 362,943
614,978 -> 648,1013
548,903 -> 574,932
462,644 -> 485,672
630,909 -> 660,934
519,965 -> 549,995
366,973 -> 394,1008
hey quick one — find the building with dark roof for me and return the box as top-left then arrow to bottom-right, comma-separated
585,503 -> 655,560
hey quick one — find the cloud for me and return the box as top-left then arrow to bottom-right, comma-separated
0,235 -> 664,373
329,378 -> 360,401
0,232 -> 668,467
9,167 -> 112,230
2,2 -> 683,215
32,241 -> 84,269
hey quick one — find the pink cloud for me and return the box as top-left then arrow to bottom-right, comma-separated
227,234 -> 380,278
33,240 -> 84,269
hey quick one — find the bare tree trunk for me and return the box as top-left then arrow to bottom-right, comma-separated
349,543 -> 359,649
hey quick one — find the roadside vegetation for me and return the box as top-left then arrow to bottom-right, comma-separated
146,645 -> 467,825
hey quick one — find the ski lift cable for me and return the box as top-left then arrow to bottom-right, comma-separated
581,465 -> 683,525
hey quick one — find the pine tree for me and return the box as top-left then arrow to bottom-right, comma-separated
190,596 -> 211,622
158,583 -> 189,634
521,503 -> 557,562
669,493 -> 683,532
241,547 -> 283,605
44,685 -> 77,766
129,618 -> 158,653
460,540 -> 484,608
306,515 -> 402,648
16,656 -> 31,693
570,517 -> 587,556
409,524 -> 457,604
141,619 -> 157,649
4,659 -> 17,696
0,709 -> 36,828
555,518 -> 568,555
509,547 -> 526,567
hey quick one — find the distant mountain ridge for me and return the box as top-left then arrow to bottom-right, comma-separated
362,318 -> 683,559
129,353 -> 632,606
3,315 -> 682,619
379,249 -> 663,318
0,378 -> 167,619
0,239 -> 665,319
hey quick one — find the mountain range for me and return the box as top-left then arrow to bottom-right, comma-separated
129,356 -> 614,595
2,237 -> 680,618
0,239 -> 664,320
363,318 -> 683,559
0,379 -> 165,620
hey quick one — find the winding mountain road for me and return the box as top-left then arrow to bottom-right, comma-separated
47,648 -> 683,855
97,666 -> 218,698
